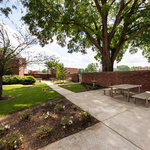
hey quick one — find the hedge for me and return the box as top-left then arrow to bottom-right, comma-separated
21,76 -> 36,85
2,75 -> 36,85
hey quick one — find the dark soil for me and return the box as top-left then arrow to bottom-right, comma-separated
0,98 -> 99,150
0,96 -> 14,101
81,82 -> 105,91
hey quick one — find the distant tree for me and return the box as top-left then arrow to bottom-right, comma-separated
41,69 -> 47,73
45,56 -> 60,77
85,63 -> 99,73
56,63 -> 67,80
78,68 -> 85,74
130,66 -> 136,71
115,65 -> 130,71
37,69 -> 47,73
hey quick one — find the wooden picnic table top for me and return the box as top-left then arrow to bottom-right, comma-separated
109,84 -> 141,90
132,91 -> 150,100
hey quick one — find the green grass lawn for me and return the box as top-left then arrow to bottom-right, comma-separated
0,85 -> 64,117
59,84 -> 86,93
34,82 -> 46,85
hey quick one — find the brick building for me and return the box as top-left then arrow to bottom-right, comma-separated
65,68 -> 78,74
65,68 -> 78,79
10,58 -> 26,77
135,67 -> 149,71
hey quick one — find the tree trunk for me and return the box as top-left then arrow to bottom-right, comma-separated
102,57 -> 114,72
0,75 -> 2,99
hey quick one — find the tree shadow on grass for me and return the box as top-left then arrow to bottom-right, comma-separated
0,86 -> 64,117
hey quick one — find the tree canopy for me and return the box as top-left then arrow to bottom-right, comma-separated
45,56 -> 60,76
85,63 -> 99,73
115,65 -> 131,71
45,56 -> 67,79
22,0 -> 150,71
78,63 -> 100,73
56,63 -> 67,80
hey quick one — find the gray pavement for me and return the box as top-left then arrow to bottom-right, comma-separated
41,81 -> 150,150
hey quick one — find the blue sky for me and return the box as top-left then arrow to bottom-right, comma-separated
0,0 -> 150,71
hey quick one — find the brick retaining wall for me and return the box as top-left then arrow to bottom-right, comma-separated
71,74 -> 79,82
82,71 -> 150,92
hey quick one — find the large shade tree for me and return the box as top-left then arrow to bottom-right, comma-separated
22,0 -> 150,71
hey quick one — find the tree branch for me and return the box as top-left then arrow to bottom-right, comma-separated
86,32 -> 103,52
109,0 -> 133,40
126,25 -> 150,41
112,0 -> 139,60
110,0 -> 116,6
93,20 -> 102,43
93,0 -> 103,18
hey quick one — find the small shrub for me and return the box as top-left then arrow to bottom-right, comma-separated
71,105 -> 79,111
0,131 -> 23,150
36,124 -> 52,138
49,113 -> 57,119
43,111 -> 50,119
78,111 -> 91,121
81,82 -> 101,90
21,76 -> 36,85
54,104 -> 65,113
61,116 -> 73,129
43,111 -> 57,119
0,124 -> 10,137
19,109 -> 32,120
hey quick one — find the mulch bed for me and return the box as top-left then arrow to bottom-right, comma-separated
0,98 -> 99,150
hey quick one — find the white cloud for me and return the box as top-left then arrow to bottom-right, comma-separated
25,41 -> 98,71
115,50 -> 150,67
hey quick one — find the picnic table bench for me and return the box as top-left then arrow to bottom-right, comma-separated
103,88 -> 117,95
132,91 -> 150,107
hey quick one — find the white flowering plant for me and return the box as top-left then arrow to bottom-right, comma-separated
54,104 -> 65,113
60,116 -> 74,129
43,112 -> 57,119
0,130 -> 23,150
0,124 -> 10,137
78,111 -> 91,121
71,105 -> 79,111
43,111 -> 50,119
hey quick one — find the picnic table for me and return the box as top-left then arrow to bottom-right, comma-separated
132,91 -> 150,107
109,84 -> 142,101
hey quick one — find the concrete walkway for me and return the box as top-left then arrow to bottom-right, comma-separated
42,81 -> 150,150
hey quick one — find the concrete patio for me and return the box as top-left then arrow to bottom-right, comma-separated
42,81 -> 150,150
